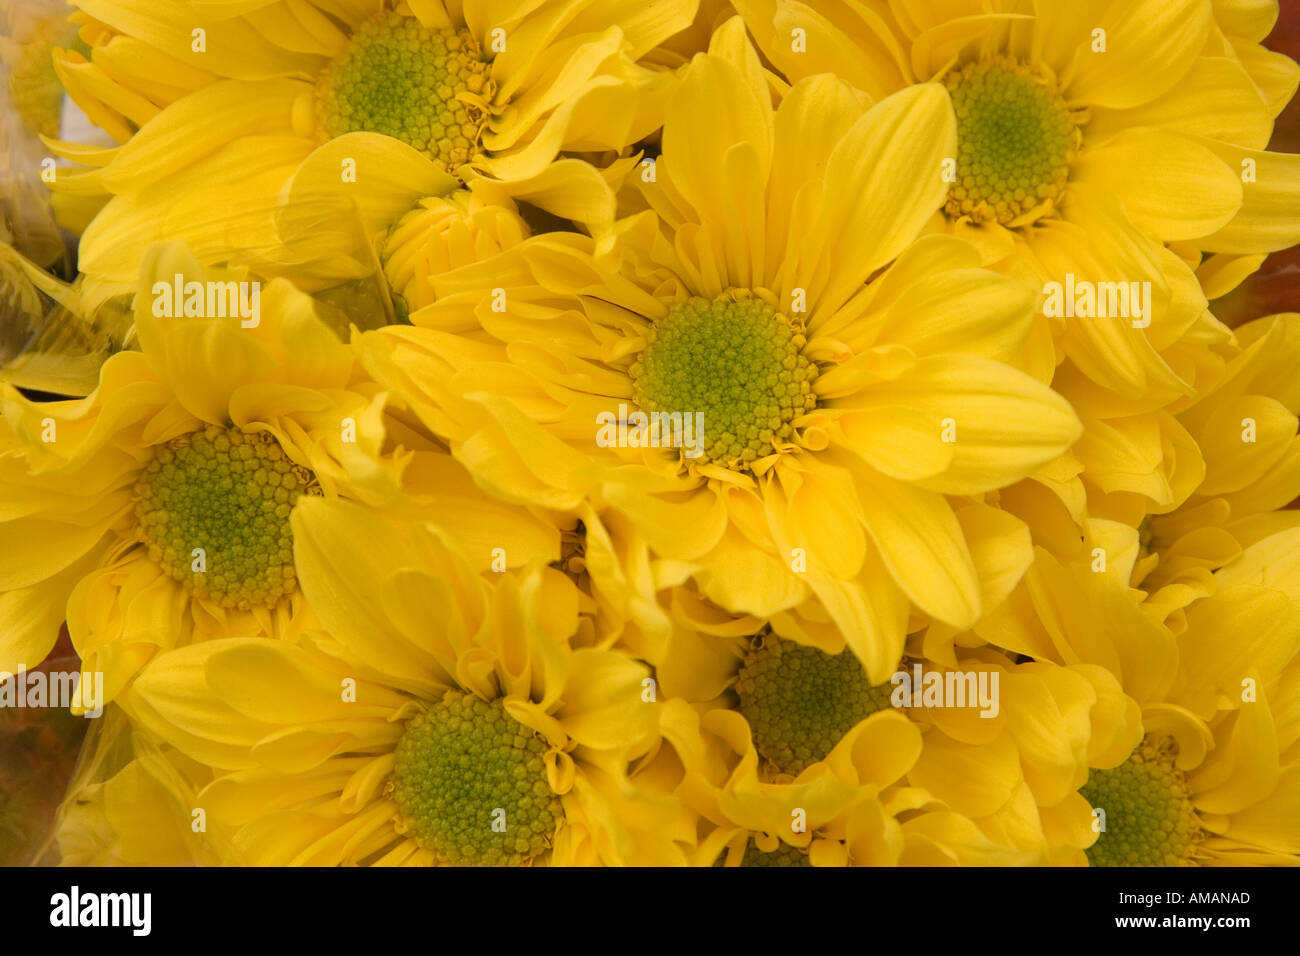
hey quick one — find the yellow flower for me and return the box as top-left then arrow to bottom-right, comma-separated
117,497 -> 687,866
548,501 -> 1123,867
1203,0 -> 1300,144
1135,313 -> 1300,611
730,0 -> 1300,496
661,693 -> 955,866
728,0 -> 1300,572
360,28 -> 1081,680
0,241 -> 559,702
653,620 -> 1136,865
991,313 -> 1300,624
49,0 -> 695,303
735,0 -> 1299,254
975,529 -> 1300,865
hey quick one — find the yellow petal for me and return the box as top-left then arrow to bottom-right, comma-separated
1026,550 -> 1177,704
291,497 -> 455,692
908,733 -> 1022,818
1211,0 -> 1278,42
693,524 -> 807,617
1031,185 -> 1190,397
285,133 -> 460,237
1192,691 -> 1280,815
0,515 -> 111,590
795,553 -> 910,684
75,0 -> 326,78
102,79 -> 308,191
1055,0 -> 1211,110
568,0 -> 698,60
1175,585 -> 1300,717
0,549 -> 102,674
1217,763 -> 1300,854
772,460 -> 866,579
955,502 -> 1034,615
78,137 -> 313,298
1086,57 -> 1272,149
872,267 -> 1038,363
799,83 -> 955,324
1196,251 -> 1268,298
658,51 -> 773,293
842,354 -> 1082,495
1196,395 -> 1297,495
732,0 -> 910,100
766,73 -> 866,283
1229,37 -> 1300,117
1195,139 -> 1300,254
1074,128 -> 1242,241
489,157 -> 616,225
826,710 -> 922,789
852,468 -> 981,628
554,648 -> 654,751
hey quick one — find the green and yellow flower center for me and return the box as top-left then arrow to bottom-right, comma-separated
943,58 -> 1079,226
735,635 -> 894,775
392,692 -> 562,866
133,425 -> 316,609
1079,738 -> 1202,867
739,840 -> 812,867
317,13 -> 493,171
630,293 -> 818,469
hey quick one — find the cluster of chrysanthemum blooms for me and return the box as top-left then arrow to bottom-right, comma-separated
0,0 -> 1298,867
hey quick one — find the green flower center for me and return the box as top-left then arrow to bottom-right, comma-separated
317,13 -> 492,171
1079,738 -> 1201,867
392,692 -> 562,866
944,58 -> 1077,225
739,841 -> 812,867
630,294 -> 817,469
133,426 -> 315,609
735,635 -> 894,775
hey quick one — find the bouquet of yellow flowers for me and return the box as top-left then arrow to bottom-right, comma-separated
2,0 -> 1299,873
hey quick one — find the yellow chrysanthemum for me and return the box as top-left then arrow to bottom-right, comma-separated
1134,314 -> 1300,599
973,529 -> 1300,865
731,0 -> 1300,518
735,0 -> 1299,255
990,313 -> 1300,623
48,0 -> 695,304
650,616 -> 1145,866
359,27 -> 1081,681
660,693 -> 979,867
115,497 -> 687,866
0,242 -> 560,703
548,501 -> 1134,866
